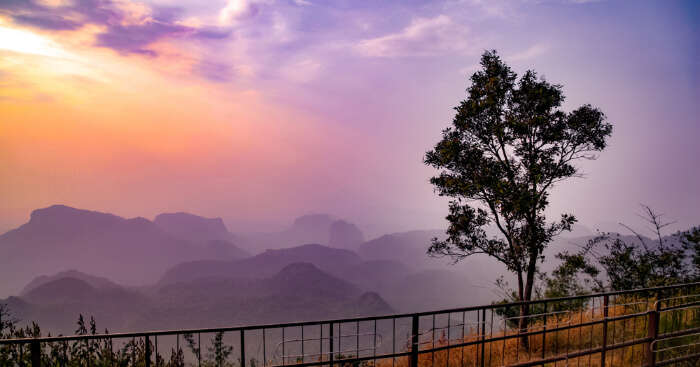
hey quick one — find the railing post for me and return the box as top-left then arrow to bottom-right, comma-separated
541,301 -> 547,364
329,323 -> 334,367
480,309 -> 486,367
601,295 -> 609,367
240,330 -> 246,367
145,335 -> 151,367
646,302 -> 660,367
31,340 -> 40,367
410,315 -> 419,367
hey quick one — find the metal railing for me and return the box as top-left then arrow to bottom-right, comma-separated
1,282 -> 698,367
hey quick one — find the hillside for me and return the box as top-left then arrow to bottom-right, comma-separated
159,243 -> 363,284
236,215 -> 365,253
5,277 -> 151,333
21,270 -> 120,295
3,263 -> 393,333
0,205 -> 248,296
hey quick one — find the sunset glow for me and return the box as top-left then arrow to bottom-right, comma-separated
0,0 -> 698,236
0,27 -> 66,57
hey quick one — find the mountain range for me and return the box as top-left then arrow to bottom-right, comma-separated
4,263 -> 392,334
0,205 -> 248,296
0,204 -> 511,334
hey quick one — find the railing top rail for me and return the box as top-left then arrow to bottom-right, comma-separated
0,281 -> 697,345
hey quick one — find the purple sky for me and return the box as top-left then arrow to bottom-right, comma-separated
0,0 -> 698,237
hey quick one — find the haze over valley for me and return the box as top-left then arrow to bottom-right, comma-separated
0,205 -> 505,334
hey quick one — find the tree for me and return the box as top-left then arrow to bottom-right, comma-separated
424,50 -> 612,340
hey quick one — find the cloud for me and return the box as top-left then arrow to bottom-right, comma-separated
95,22 -> 190,56
0,0 -> 232,56
509,43 -> 549,61
355,15 -> 472,58
279,58 -> 321,83
218,0 -> 266,25
11,13 -> 83,30
460,0 -> 513,18
193,60 -> 232,82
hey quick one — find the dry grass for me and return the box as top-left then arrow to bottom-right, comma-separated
367,298 -> 698,367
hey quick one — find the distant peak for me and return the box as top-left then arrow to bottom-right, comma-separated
329,220 -> 364,249
153,212 -> 233,245
30,204 -> 86,218
154,212 -> 229,233
292,214 -> 335,228
27,205 -> 123,229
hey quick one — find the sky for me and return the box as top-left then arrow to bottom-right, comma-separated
0,0 -> 698,237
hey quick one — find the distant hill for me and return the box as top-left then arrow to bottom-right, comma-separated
160,239 -> 496,314
21,269 -> 120,295
3,264 -> 393,333
343,260 -> 412,291
0,205 -> 248,296
236,214 -> 365,253
138,262 -> 392,329
357,230 -> 445,267
329,220 -> 365,249
153,213 -> 236,245
154,212 -> 249,258
159,243 -> 363,284
5,276 -> 150,333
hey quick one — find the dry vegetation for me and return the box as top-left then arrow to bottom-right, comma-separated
368,298 -> 699,367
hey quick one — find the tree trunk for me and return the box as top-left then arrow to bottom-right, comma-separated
518,252 -> 539,349
516,270 -> 529,349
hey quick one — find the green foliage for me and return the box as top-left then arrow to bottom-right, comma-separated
183,331 -> 238,367
207,331 -> 234,367
183,332 -> 201,362
544,252 -> 602,298
424,50 -> 612,310
548,206 -> 700,293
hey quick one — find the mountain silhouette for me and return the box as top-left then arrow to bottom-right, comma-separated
154,212 -> 240,245
142,262 -> 392,329
0,205 -> 247,296
237,214 -> 363,252
357,230 -> 444,267
21,269 -> 120,296
6,276 -> 150,333
159,243 -> 363,284
329,220 -> 365,249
